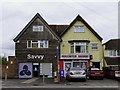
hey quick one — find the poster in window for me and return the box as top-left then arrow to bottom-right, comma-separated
19,63 -> 32,78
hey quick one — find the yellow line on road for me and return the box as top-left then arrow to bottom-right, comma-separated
22,78 -> 38,84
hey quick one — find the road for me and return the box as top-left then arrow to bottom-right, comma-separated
1,78 -> 120,90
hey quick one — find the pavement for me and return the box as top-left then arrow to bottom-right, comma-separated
1,77 -> 120,90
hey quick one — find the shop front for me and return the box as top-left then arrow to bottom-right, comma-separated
59,54 -> 91,77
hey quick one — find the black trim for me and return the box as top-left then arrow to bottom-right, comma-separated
13,13 -> 61,42
68,40 -> 90,43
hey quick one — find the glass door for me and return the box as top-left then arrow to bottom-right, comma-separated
64,62 -> 72,77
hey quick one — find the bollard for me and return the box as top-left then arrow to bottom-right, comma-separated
5,73 -> 7,81
43,74 -> 45,85
54,72 -> 59,83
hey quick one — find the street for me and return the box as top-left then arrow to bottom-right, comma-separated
1,78 -> 120,90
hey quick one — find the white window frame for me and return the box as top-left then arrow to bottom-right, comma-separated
70,42 -> 87,53
33,25 -> 43,32
91,43 -> 98,50
109,50 -> 120,57
27,40 -> 49,48
74,26 -> 84,32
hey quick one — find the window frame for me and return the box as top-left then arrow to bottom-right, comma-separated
33,25 -> 43,32
74,25 -> 84,33
70,42 -> 87,53
27,40 -> 49,48
91,43 -> 98,50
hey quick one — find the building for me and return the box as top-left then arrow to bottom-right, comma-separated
13,13 -> 61,78
14,13 -> 104,78
103,39 -> 120,70
59,15 -> 103,76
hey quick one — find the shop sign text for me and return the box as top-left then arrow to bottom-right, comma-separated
27,54 -> 44,60
60,54 -> 90,59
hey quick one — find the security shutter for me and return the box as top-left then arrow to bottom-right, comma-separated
40,63 -> 52,77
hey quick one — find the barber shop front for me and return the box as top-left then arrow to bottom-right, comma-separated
59,54 -> 91,77
18,54 -> 53,78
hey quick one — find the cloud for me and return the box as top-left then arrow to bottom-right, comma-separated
1,2 -> 118,56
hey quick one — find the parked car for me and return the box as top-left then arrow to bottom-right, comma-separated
66,67 -> 87,81
115,70 -> 120,80
89,68 -> 104,80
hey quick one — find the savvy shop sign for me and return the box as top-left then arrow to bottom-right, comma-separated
27,54 -> 44,60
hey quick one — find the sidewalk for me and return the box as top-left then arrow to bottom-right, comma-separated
2,78 -> 120,87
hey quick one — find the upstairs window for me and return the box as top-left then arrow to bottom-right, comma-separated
109,50 -> 120,56
70,42 -> 88,53
74,26 -> 84,32
27,40 -> 48,48
91,44 -> 98,50
33,25 -> 43,32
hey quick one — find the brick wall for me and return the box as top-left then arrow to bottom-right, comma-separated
2,56 -> 17,78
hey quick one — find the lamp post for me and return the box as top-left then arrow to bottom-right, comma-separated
56,46 -> 60,82
5,65 -> 8,80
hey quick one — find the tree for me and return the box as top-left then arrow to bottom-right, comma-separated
2,57 -> 8,65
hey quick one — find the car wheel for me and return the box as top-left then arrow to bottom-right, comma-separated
83,78 -> 86,82
100,77 -> 103,80
66,76 -> 69,81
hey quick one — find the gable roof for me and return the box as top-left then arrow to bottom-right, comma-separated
60,15 -> 103,41
103,39 -> 120,50
13,13 -> 61,42
49,25 -> 69,37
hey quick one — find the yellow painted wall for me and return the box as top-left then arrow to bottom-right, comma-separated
60,21 -> 104,69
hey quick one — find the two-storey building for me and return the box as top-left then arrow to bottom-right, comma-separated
59,15 -> 103,76
14,13 -> 104,78
14,13 -> 61,78
103,39 -> 120,70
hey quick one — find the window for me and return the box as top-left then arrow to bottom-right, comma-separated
74,26 -> 84,32
33,25 -> 43,32
70,42 -> 87,53
32,41 -> 38,48
117,50 -> 120,56
27,40 -> 48,48
109,50 -> 120,56
70,43 -> 74,53
92,44 -> 98,50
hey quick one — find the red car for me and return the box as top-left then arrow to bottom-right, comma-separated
89,68 -> 104,80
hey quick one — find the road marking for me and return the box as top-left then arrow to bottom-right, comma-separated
22,78 -> 38,84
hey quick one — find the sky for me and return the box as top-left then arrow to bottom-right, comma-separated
0,0 -> 119,57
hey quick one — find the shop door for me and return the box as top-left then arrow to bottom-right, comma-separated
64,62 -> 72,77
33,63 -> 39,77
92,62 -> 100,69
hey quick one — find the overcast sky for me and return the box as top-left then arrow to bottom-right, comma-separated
0,0 -> 119,57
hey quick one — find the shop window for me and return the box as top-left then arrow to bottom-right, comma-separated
73,62 -> 87,69
27,40 -> 48,48
33,25 -> 43,32
70,42 -> 87,53
74,26 -> 84,32
91,43 -> 98,50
